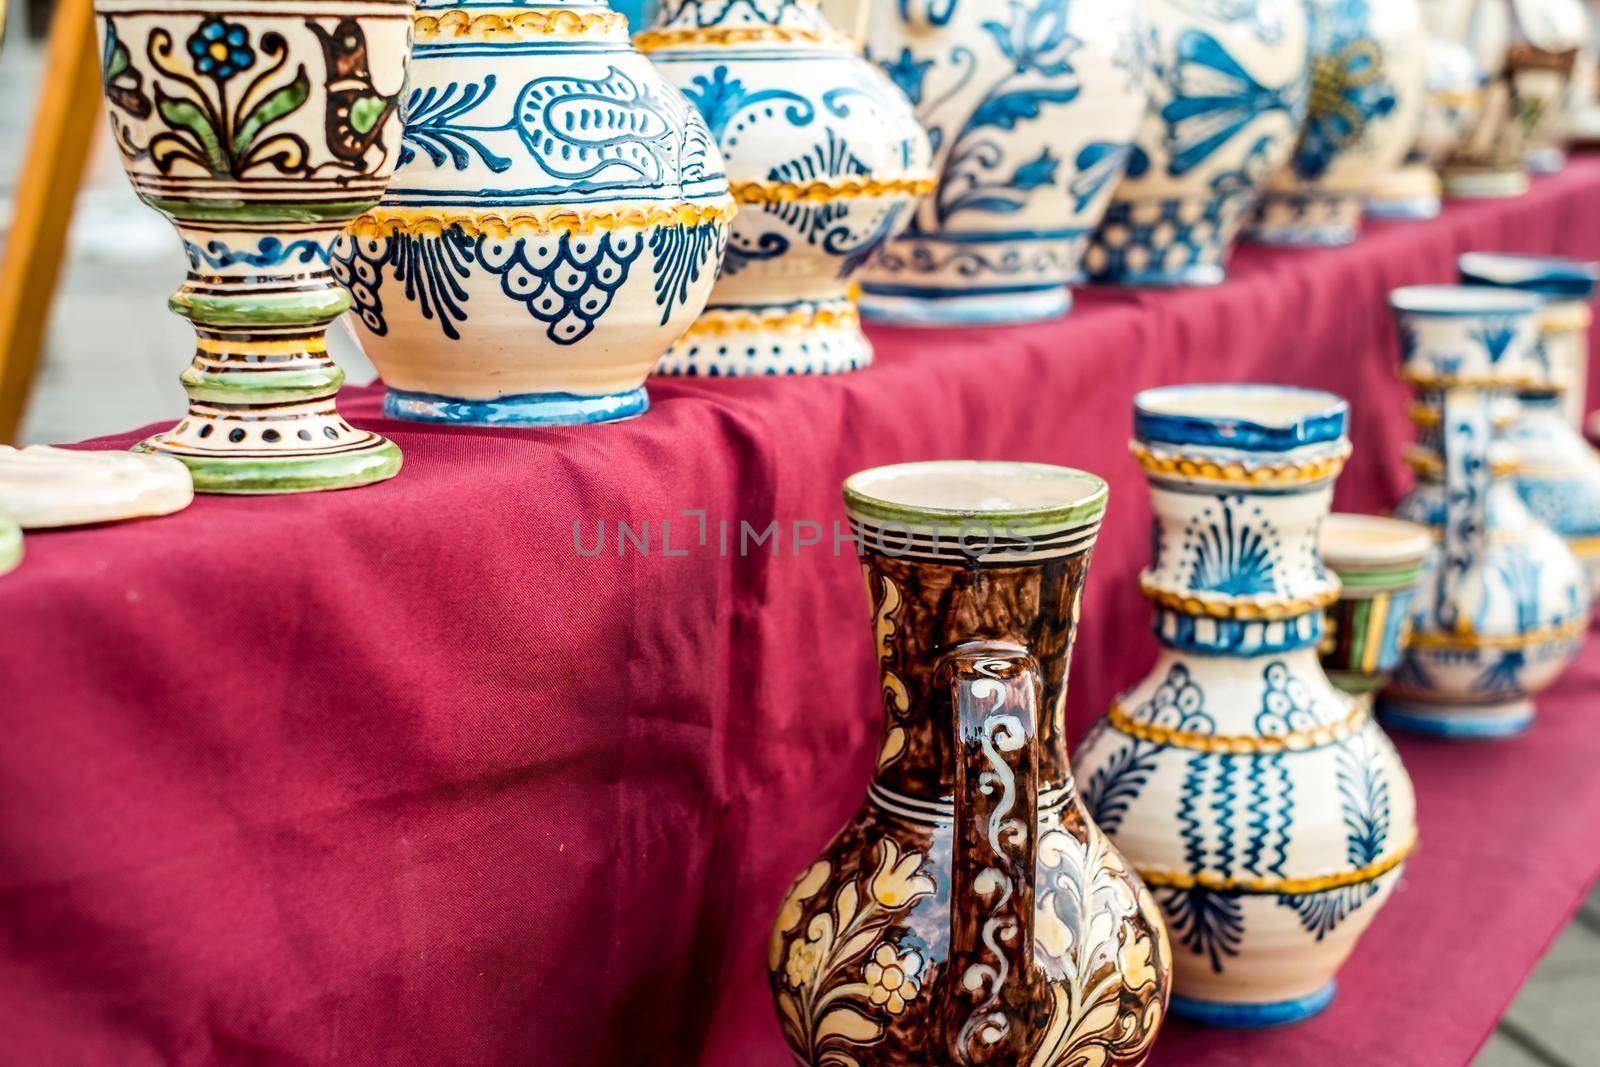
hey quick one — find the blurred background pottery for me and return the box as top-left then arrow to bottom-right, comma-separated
1515,0 -> 1589,172
858,0 -> 1149,324
1384,285 -> 1591,738
1366,34 -> 1486,220
769,462 -> 1170,1066
1075,385 -> 1417,1028
1247,0 -> 1427,246
1318,514 -> 1432,696
1084,0 -> 1310,287
333,0 -> 735,426
0,447 -> 193,527
1460,252 -> 1600,605
93,0 -> 412,492
642,0 -> 933,376
0,514 -> 18,576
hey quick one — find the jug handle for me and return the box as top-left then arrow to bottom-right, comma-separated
941,642 -> 1041,1065
1437,387 -> 1491,633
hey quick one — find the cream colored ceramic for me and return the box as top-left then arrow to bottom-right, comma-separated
1517,0 -> 1590,171
0,513 -> 19,576
1248,0 -> 1428,245
0,447 -> 194,528
1367,36 -> 1486,220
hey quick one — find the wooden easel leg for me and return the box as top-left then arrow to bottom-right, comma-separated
0,0 -> 103,444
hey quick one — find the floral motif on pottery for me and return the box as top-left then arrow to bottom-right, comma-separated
1317,514 -> 1432,696
1074,385 -> 1418,1028
95,0 -> 412,493
1366,33 -> 1486,221
770,462 -> 1170,1066
1382,285 -> 1591,739
331,0 -> 734,427
1460,253 -> 1600,608
640,0 -> 933,376
1083,0 -> 1309,287
855,0 -> 1150,325
1246,0 -> 1427,246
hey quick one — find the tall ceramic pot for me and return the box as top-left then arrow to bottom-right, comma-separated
640,0 -> 933,376
1366,36 -> 1486,221
1460,253 -> 1600,607
94,0 -> 412,492
1084,0 -> 1310,287
855,0 -> 1149,325
1382,286 -> 1591,738
769,462 -> 1170,1066
1074,385 -> 1418,1028
332,0 -> 735,426
1247,0 -> 1427,246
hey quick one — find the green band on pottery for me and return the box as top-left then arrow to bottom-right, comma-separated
843,462 -> 1109,537
138,439 -> 403,495
180,364 -> 346,404
170,289 -> 352,328
145,197 -> 380,225
1328,563 -> 1426,592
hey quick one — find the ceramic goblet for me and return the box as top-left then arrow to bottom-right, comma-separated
1318,513 -> 1432,698
94,0 -> 411,492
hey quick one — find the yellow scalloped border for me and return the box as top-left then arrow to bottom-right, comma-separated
346,200 -> 736,240
1400,369 -> 1536,391
1137,836 -> 1416,896
680,302 -> 860,339
731,175 -> 937,206
1128,441 -> 1351,488
1403,446 -> 1519,479
1108,698 -> 1369,755
413,9 -> 629,42
1140,576 -> 1343,621
1407,402 -> 1517,429
635,25 -> 851,51
1407,617 -> 1588,652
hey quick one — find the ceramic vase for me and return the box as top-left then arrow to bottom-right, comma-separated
1247,0 -> 1428,246
769,462 -> 1170,1066
1366,36 -> 1486,220
1084,0 -> 1310,287
94,0 -> 412,492
1074,384 -> 1417,1028
1518,0 -> 1589,172
1444,0 -> 1584,195
1570,0 -> 1600,144
855,0 -> 1149,325
332,0 -> 735,426
1382,286 -> 1591,738
640,0 -> 933,376
0,514 -> 18,576
1317,514 -> 1433,696
1460,253 -> 1600,604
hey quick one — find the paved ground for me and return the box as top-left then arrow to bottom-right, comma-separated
3,19 -> 1598,1067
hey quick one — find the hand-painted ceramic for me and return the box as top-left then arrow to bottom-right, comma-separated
333,0 -> 735,426
1383,285 -> 1591,738
1517,0 -> 1589,172
1366,35 -> 1486,220
1444,0 -> 1584,195
641,0 -> 933,376
1247,0 -> 1427,246
1074,385 -> 1417,1028
1570,1 -> 1600,144
1318,514 -> 1432,696
856,0 -> 1150,324
1084,0 -> 1310,287
93,0 -> 411,493
770,462 -> 1171,1065
0,447 -> 193,527
0,514 -> 19,577
1460,253 -> 1600,602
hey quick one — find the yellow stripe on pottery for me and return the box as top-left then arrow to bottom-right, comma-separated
1137,836 -> 1417,896
679,304 -> 862,339
1108,698 -> 1370,754
1129,441 -> 1351,488
1139,576 -> 1343,621
413,9 -> 629,42
195,337 -> 327,357
1406,618 -> 1589,652
730,175 -> 938,206
634,25 -> 851,50
347,199 -> 737,240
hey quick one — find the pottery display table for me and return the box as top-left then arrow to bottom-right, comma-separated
4,158 -> 1600,1066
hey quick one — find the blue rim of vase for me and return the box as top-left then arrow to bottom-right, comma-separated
1169,982 -> 1337,1029
1133,384 -> 1350,453
383,386 -> 648,427
1458,252 -> 1600,302
1087,263 -> 1227,289
1377,700 -> 1535,740
1389,285 -> 1544,318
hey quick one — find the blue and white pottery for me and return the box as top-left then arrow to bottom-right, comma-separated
1461,252 -> 1600,604
856,0 -> 1150,325
641,0 -> 933,376
1383,285 -> 1590,738
1074,384 -> 1417,1028
1246,0 -> 1427,246
1084,0 -> 1310,287
1365,33 -> 1485,221
332,0 -> 735,426
1517,0 -> 1590,172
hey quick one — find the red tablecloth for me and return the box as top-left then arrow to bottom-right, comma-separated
5,160 -> 1600,1066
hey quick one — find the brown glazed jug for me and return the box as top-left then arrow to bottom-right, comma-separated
768,462 -> 1170,1067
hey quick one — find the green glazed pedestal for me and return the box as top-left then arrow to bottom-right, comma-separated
1318,513 -> 1431,697
94,0 -> 412,493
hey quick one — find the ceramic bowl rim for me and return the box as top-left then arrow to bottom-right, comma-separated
843,461 -> 1109,531
1390,284 -> 1544,316
1458,252 -> 1600,301
1319,513 -> 1433,573
1132,383 -> 1349,453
